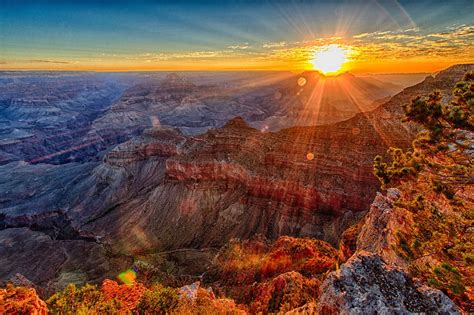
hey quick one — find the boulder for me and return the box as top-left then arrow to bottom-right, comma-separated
318,252 -> 460,314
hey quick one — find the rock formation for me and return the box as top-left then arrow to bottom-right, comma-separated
318,252 -> 460,314
0,72 -> 126,164
0,64 -> 472,292
0,227 -> 131,293
355,188 -> 413,268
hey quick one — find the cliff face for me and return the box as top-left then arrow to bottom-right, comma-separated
81,118 -> 383,253
78,65 -> 436,251
80,65 -> 471,253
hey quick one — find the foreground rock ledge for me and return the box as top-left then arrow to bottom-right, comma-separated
318,252 -> 460,315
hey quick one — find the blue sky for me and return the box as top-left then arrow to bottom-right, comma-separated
1,0 -> 473,71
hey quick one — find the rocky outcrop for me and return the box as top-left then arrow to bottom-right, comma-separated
318,252 -> 460,314
356,188 -> 414,268
248,271 -> 320,313
338,219 -> 364,262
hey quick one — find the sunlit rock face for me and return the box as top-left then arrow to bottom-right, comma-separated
80,101 -> 418,253
356,188 -> 413,268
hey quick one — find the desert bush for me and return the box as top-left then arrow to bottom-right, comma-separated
137,284 -> 179,314
0,283 -> 48,314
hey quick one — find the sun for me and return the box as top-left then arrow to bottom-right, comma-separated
310,44 -> 350,75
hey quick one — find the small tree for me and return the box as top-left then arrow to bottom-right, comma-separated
372,72 -> 473,310
374,72 -> 473,197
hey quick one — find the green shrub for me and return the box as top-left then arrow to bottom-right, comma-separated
137,284 -> 179,314
46,283 -> 121,314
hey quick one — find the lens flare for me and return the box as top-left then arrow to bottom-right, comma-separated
117,269 -> 137,286
310,44 -> 350,75
297,77 -> 307,86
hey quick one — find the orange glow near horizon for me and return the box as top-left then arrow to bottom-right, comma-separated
0,46 -> 470,74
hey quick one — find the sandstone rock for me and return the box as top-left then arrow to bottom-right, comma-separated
356,188 -> 413,267
318,252 -> 460,314
179,281 -> 202,301
248,271 -> 320,314
338,219 -> 364,263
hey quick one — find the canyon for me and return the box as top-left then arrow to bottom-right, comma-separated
0,70 -> 402,165
1,65 -> 471,297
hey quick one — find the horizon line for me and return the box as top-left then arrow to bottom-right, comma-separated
0,69 -> 437,75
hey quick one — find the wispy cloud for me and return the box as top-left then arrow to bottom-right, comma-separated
103,24 -> 473,71
227,43 -> 250,50
138,50 -> 233,61
260,24 -> 473,67
28,59 -> 72,64
262,41 -> 287,48
432,24 -> 474,38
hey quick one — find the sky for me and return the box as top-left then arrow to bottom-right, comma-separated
0,0 -> 473,73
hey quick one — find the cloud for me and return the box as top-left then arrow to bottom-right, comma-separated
34,24 -> 467,71
262,41 -> 287,48
432,24 -> 474,38
132,50 -> 236,62
29,59 -> 71,64
268,24 -> 474,65
227,43 -> 250,50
